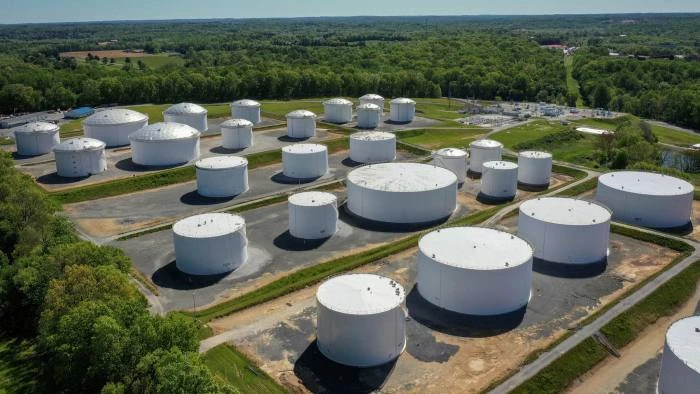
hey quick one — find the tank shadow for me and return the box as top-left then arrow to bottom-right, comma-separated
115,158 -> 182,172
466,169 -> 482,179
293,340 -> 398,394
151,261 -> 230,290
209,146 -> 245,155
405,286 -> 526,338
322,118 -> 350,125
383,119 -> 412,125
517,182 -> 550,192
277,135 -> 311,142
341,157 -> 364,168
36,172 -> 88,185
476,192 -> 516,205
339,204 -> 448,233
271,172 -> 321,184
650,221 -> 694,236
179,190 -> 235,206
12,152 -> 43,159
273,231 -> 330,251
532,257 -> 607,278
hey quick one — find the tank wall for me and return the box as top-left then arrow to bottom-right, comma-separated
55,149 -> 106,177
196,166 -> 249,198
390,103 -> 415,122
359,98 -> 385,112
131,139 -> 200,166
231,106 -> 261,124
481,167 -> 518,198
163,113 -> 208,132
417,251 -> 532,315
15,132 -> 60,156
349,138 -> 396,163
84,120 -> 148,147
433,155 -> 467,183
518,212 -> 610,264
222,126 -> 253,149
287,118 -> 316,138
324,104 -> 353,124
174,229 -> 247,275
282,151 -> 328,178
469,148 -> 502,173
596,183 -> 693,228
357,110 -> 381,129
346,181 -> 457,224
316,302 -> 405,367
518,157 -> 552,186
658,339 -> 700,394
289,202 -> 338,239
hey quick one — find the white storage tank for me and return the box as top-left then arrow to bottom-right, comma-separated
196,156 -> 249,198
316,274 -> 406,367
13,122 -> 60,156
433,148 -> 467,183
356,103 -> 382,129
417,227 -> 533,315
480,161 -> 518,200
518,198 -> 611,264
53,138 -> 106,178
349,131 -> 396,163
596,171 -> 694,229
658,316 -> 700,394
286,110 -> 317,139
469,139 -> 503,175
230,99 -> 261,124
173,213 -> 247,276
282,143 -> 328,179
389,98 -> 416,123
163,103 -> 208,132
359,94 -> 385,113
129,122 -> 200,167
346,163 -> 457,224
221,119 -> 254,150
517,151 -> 553,188
83,108 -> 148,147
288,192 -> 338,239
323,98 -> 353,124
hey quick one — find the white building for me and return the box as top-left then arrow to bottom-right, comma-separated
53,137 -> 106,177
286,110 -> 317,139
13,121 -> 60,156
282,143 -> 328,179
349,131 -> 396,163
230,99 -> 262,124
323,98 -> 353,124
173,213 -> 247,275
390,98 -> 416,123
129,122 -> 200,166
469,139 -> 503,175
221,119 -> 254,150
417,227 -> 533,315
658,316 -> 700,394
83,108 -> 148,147
288,192 -> 338,239
480,161 -> 518,200
433,148 -> 468,183
517,151 -> 552,188
196,156 -> 249,198
163,103 -> 208,132
316,274 -> 406,367
356,103 -> 382,129
359,94 -> 385,112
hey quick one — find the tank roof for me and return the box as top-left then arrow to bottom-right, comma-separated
129,122 -> 200,142
520,197 -> 611,226
391,98 -> 416,104
519,151 -> 552,159
12,121 -> 59,134
173,213 -> 245,238
317,274 -> 405,315
286,110 -> 317,119
195,156 -> 247,170
83,108 -> 148,126
357,103 -> 382,111
347,162 -> 457,192
360,94 -> 384,100
483,161 -> 518,170
53,137 -> 105,152
470,139 -> 503,149
164,102 -> 207,115
666,316 -> 700,373
599,171 -> 694,196
221,118 -> 254,128
419,227 -> 533,270
288,191 -> 337,207
231,99 -> 261,107
350,131 -> 395,141
282,143 -> 327,154
324,98 -> 353,105
435,148 -> 467,158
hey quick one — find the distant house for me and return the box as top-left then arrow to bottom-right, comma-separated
64,107 -> 95,119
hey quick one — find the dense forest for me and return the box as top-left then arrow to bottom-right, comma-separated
0,14 -> 699,128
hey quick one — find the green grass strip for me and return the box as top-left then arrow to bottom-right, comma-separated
202,344 -> 286,394
554,177 -> 598,197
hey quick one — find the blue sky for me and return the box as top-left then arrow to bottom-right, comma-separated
3,0 -> 699,24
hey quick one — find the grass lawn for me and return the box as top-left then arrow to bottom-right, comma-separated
59,119 -> 84,138
202,344 -> 285,394
0,337 -> 41,393
260,100 -> 325,119
571,116 -> 700,146
414,98 -> 469,127
125,103 -> 231,123
0,137 -> 14,145
395,128 -> 486,150
564,56 -> 585,108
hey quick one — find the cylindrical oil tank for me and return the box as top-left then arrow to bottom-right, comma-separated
349,131 -> 396,163
53,137 -> 106,178
417,227 -> 533,315
196,156 -> 249,198
163,103 -> 208,132
129,122 -> 200,166
356,103 -> 382,129
323,98 -> 353,124
480,161 -> 518,200
288,192 -> 338,239
221,119 -> 254,150
173,213 -> 247,275
359,94 -> 385,113
518,197 -> 611,264
433,148 -> 467,183
13,122 -> 60,156
83,108 -> 148,147
346,163 -> 457,224
517,151 -> 553,187
282,143 -> 328,179
230,99 -> 261,124
658,316 -> 700,394
389,98 -> 416,123
316,274 -> 406,367
286,110 -> 317,138
596,171 -> 694,229
469,139 -> 503,174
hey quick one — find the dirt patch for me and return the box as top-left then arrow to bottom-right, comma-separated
75,217 -> 168,238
